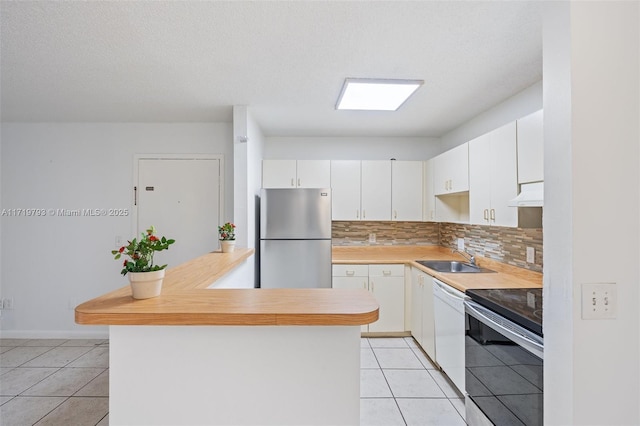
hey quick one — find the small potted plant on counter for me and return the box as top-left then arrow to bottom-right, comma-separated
218,222 -> 236,253
111,225 -> 175,299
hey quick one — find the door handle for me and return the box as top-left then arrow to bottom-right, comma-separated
490,208 -> 496,221
346,271 -> 355,276
484,209 -> 489,221
383,270 -> 391,276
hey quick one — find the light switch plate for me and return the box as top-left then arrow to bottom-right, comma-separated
581,283 -> 617,320
457,238 -> 464,251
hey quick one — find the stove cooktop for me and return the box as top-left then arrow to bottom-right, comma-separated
466,288 -> 543,337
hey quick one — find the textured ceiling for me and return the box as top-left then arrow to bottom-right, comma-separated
0,1 -> 542,137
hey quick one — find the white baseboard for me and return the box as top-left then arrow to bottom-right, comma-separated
0,329 -> 109,339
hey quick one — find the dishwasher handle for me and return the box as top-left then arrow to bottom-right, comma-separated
433,279 -> 469,302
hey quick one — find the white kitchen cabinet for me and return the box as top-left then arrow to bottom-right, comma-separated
391,161 -> 423,221
433,142 -> 469,195
330,160 -> 391,221
423,159 -> 436,222
262,160 -> 330,188
333,264 -> 404,333
517,109 -> 544,184
469,121 -> 518,227
361,161 -> 392,221
330,160 -> 361,220
368,264 -> 405,333
332,264 -> 369,332
410,267 -> 436,360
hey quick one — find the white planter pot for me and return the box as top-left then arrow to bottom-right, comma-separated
220,240 -> 236,253
128,269 -> 165,299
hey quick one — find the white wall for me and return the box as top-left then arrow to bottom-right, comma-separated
264,136 -> 440,161
0,122 -> 233,337
544,2 -> 640,425
232,106 -> 264,287
439,81 -> 543,153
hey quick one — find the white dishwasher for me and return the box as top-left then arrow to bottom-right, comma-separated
433,278 -> 467,394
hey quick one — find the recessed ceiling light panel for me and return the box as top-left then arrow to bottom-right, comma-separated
336,78 -> 424,111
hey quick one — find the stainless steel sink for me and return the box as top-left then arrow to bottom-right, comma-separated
416,260 -> 495,273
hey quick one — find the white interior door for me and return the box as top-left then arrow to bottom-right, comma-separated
137,158 -> 221,269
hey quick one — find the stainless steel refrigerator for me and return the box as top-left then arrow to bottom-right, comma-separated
260,188 -> 332,289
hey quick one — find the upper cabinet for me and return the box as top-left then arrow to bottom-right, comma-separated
423,159 -> 436,222
469,121 -> 518,227
516,110 -> 544,184
262,160 -> 330,188
361,161 -> 392,221
330,160 -> 362,220
433,143 -> 469,195
391,161 -> 423,221
330,160 -> 392,221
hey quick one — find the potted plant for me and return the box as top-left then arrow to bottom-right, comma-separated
218,222 -> 236,253
111,225 -> 176,299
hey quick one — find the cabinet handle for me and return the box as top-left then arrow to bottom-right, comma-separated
484,209 -> 489,221
297,178 -> 301,187
393,210 -> 397,219
291,178 -> 295,187
363,281 -> 367,290
362,210 -> 366,219
431,210 -> 435,220
383,270 -> 391,276
490,208 -> 496,221
371,281 -> 374,291
346,270 -> 355,276
356,210 -> 359,219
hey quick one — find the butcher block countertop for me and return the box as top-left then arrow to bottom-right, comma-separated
332,245 -> 542,293
75,248 -> 379,327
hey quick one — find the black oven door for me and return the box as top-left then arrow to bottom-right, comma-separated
464,300 -> 543,426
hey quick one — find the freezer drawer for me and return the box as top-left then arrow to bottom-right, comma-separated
260,239 -> 332,289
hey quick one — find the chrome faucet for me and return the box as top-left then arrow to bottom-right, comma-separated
452,248 -> 476,266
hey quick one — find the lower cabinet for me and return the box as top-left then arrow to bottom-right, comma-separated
332,264 -> 405,333
410,267 -> 436,361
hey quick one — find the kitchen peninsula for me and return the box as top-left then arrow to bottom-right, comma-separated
75,248 -> 379,426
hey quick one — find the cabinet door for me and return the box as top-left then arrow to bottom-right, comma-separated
262,160 -> 296,188
433,143 -> 469,195
392,161 -> 423,221
332,276 -> 368,332
423,159 -> 436,222
330,161 -> 361,220
420,274 -> 436,361
448,143 -> 469,193
361,161 -> 391,221
490,121 -> 518,227
469,133 -> 492,225
517,109 -> 544,184
410,268 -> 423,343
297,160 -> 330,188
369,276 -> 405,332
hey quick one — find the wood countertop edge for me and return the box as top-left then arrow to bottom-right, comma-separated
332,245 -> 542,292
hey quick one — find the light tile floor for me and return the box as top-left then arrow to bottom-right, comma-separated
0,339 -> 109,426
361,337 -> 467,426
1,336 -> 464,425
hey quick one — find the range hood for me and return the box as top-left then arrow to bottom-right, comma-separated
509,182 -> 544,207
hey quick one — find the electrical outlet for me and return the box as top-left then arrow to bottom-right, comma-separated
581,283 -> 617,320
457,238 -> 465,251
368,233 -> 376,243
526,247 -> 535,263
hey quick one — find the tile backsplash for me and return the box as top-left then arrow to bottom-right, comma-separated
333,221 -> 543,272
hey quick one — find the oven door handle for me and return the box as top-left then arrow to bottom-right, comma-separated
465,300 -> 544,359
